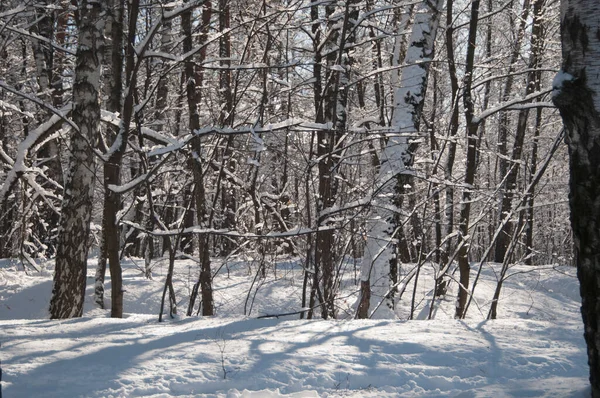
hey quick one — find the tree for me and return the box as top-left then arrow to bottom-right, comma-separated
454,0 -> 481,319
552,0 -> 600,394
95,0 -> 127,316
314,0 -> 359,319
183,0 -> 214,317
356,0 -> 443,319
0,0 -> 571,326
49,0 -> 102,319
493,0 -> 534,263
30,0 -> 63,257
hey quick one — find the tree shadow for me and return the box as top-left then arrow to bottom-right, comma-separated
0,317 -> 589,397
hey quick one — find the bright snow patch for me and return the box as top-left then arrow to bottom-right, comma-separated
552,70 -> 575,98
0,258 -> 590,397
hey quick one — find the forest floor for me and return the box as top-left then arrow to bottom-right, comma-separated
0,256 -> 590,397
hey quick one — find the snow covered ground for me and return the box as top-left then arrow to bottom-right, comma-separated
0,257 -> 590,397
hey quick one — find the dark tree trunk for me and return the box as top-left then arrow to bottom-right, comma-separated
102,0 -> 140,318
0,71 -> 13,258
314,0 -> 359,319
494,1 -> 530,230
307,3 -> 322,320
455,0 -> 481,319
441,0 -> 460,269
95,0 -> 125,309
182,2 -> 214,316
217,0 -> 237,257
30,0 -> 62,257
314,2 -> 339,318
494,0 -> 544,264
524,107 -> 543,265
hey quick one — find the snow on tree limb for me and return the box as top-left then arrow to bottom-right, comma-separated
472,88 -> 553,124
122,220 -> 336,239
0,105 -> 71,205
0,81 -> 77,131
0,21 -> 76,56
147,120 -> 331,157
0,4 -> 26,18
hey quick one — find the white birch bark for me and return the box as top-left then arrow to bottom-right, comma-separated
356,0 -> 442,319
552,0 -> 600,394
49,0 -> 102,319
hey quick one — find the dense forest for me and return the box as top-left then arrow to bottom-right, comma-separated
0,0 -> 569,318
5,0 -> 600,395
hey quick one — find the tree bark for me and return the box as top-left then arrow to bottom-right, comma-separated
314,0 -> 359,319
101,0 -> 141,318
494,0 -> 530,209
455,0 -> 481,319
182,2 -> 214,316
217,0 -> 237,257
524,106 -> 543,264
356,0 -> 442,319
49,0 -> 102,319
95,0 -> 125,312
553,1 -> 600,394
441,0 -> 460,269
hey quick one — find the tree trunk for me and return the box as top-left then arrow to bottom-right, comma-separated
524,106 -> 543,264
101,0 -> 140,318
305,4 -> 323,320
0,48 -> 13,258
182,2 -> 214,316
154,9 -> 172,260
95,0 -> 124,309
494,0 -> 530,219
552,1 -> 600,394
455,0 -> 481,319
217,0 -> 237,257
494,0 -> 543,264
314,0 -> 359,319
356,0 -> 442,319
441,0 -> 460,269
49,0 -> 102,319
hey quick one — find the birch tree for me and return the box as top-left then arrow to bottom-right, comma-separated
49,0 -> 102,319
552,0 -> 600,394
356,0 -> 443,319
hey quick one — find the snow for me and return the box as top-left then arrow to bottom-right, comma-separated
0,103 -> 72,203
473,88 -> 554,124
0,258 -> 590,397
0,21 -> 76,56
552,70 -> 575,98
146,120 -> 331,158
0,4 -> 26,18
108,172 -> 149,194
247,158 -> 260,167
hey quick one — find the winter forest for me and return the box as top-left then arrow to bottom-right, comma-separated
0,0 -> 599,396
